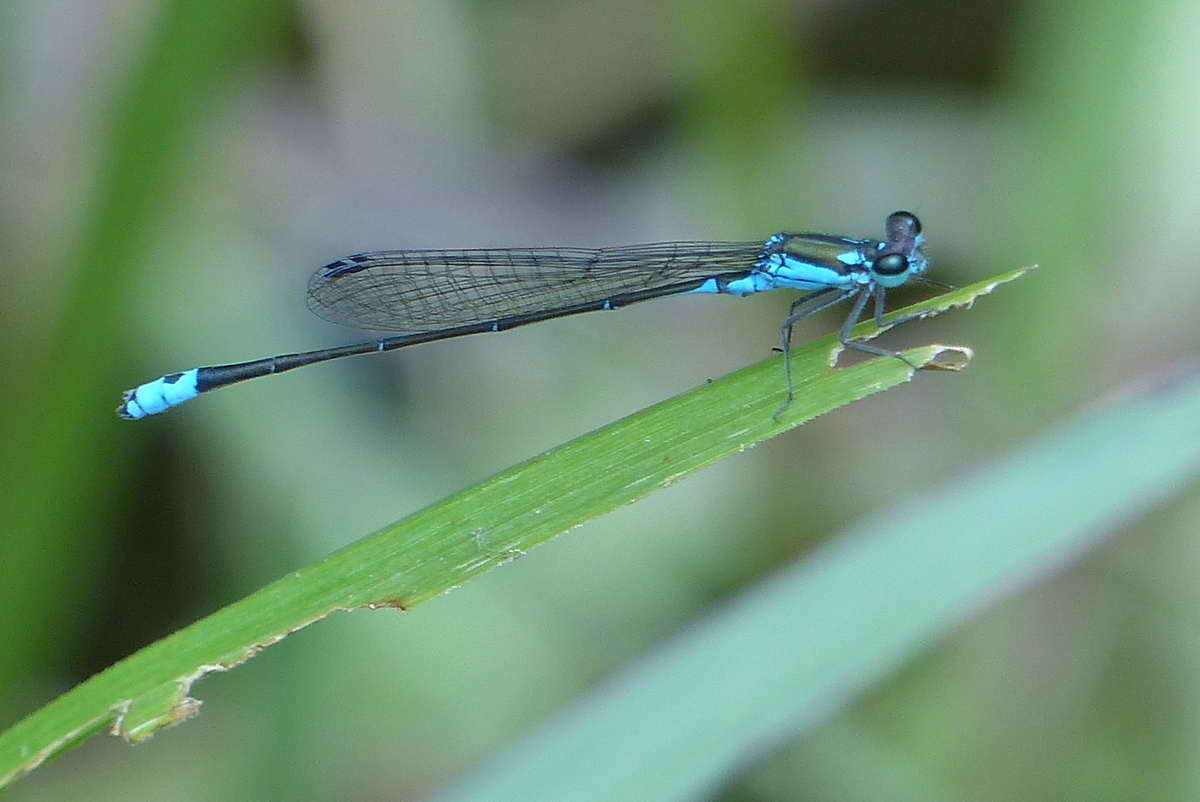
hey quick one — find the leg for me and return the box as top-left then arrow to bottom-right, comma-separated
788,286 -> 837,318
772,289 -> 854,420
873,284 -> 887,329
776,287 -> 841,354
875,309 -> 925,330
872,283 -> 930,334
913,276 -> 957,291
840,287 -> 919,369
778,290 -> 854,393
877,274 -> 959,331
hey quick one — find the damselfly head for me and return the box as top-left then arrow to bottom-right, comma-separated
886,211 -> 921,240
869,211 -> 928,287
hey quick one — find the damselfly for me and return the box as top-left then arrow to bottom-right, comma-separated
117,211 -> 936,420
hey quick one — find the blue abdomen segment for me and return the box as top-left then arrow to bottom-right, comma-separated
117,368 -> 200,419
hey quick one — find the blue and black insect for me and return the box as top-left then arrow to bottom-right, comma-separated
117,211 -> 935,420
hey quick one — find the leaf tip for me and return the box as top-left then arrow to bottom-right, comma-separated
918,345 -> 973,372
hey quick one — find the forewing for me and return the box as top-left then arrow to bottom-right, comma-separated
306,241 -> 765,331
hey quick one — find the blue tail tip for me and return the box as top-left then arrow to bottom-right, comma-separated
116,368 -> 201,420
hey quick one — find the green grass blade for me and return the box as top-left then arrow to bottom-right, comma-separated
435,365 -> 1200,802
0,268 -> 1025,788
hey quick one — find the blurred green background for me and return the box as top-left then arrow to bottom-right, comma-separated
3,0 -> 1199,799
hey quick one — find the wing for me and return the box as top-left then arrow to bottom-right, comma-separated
306,241 -> 767,331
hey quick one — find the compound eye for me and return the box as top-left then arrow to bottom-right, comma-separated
886,211 -> 922,240
874,252 -> 909,276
